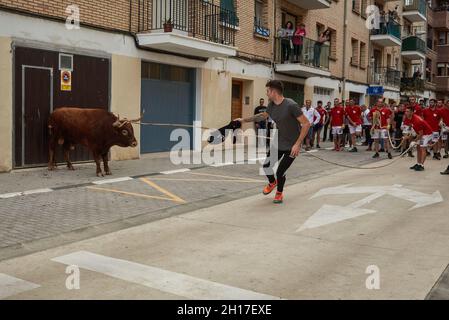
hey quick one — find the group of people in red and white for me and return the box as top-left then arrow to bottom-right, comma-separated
402,97 -> 449,173
301,97 -> 449,174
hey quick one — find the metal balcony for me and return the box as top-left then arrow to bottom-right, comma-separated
370,21 -> 402,47
274,36 -> 331,78
283,0 -> 331,10
403,0 -> 427,23
401,36 -> 427,60
368,67 -> 401,89
401,77 -> 425,93
136,0 -> 238,58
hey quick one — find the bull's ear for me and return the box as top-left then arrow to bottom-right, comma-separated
112,120 -> 121,128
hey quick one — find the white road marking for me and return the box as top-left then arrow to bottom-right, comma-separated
0,274 -> 40,299
0,192 -> 23,199
298,184 -> 444,232
307,150 -> 319,153
92,177 -> 134,185
52,251 -> 281,300
23,188 -> 53,195
210,163 -> 234,168
0,188 -> 53,199
160,169 -> 191,175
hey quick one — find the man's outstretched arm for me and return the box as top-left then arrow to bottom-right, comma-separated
235,112 -> 269,123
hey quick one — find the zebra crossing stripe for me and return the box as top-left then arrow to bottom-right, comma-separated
52,251 -> 281,300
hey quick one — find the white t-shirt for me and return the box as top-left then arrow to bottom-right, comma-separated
362,109 -> 371,126
301,107 -> 321,126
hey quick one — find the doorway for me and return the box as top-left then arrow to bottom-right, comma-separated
231,81 -> 243,120
21,66 -> 53,167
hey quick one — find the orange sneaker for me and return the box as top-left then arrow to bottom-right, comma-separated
263,181 -> 277,195
273,192 -> 283,204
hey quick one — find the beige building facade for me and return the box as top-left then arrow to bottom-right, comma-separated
0,0 -> 447,172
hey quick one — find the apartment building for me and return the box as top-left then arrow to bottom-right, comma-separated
0,0 -> 448,173
427,0 -> 449,101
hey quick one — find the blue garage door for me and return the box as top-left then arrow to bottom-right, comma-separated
141,62 -> 194,153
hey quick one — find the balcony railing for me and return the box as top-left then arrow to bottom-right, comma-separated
403,0 -> 427,16
401,77 -> 425,92
274,36 -> 330,70
140,0 -> 238,46
370,20 -> 401,40
402,36 -> 427,54
369,67 -> 401,88
254,17 -> 270,37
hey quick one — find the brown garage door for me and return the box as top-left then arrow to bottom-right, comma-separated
14,46 -> 110,168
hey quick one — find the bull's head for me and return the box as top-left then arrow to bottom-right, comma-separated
112,114 -> 140,148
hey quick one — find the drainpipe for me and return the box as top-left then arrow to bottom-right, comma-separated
341,0 -> 349,101
272,0 -> 277,79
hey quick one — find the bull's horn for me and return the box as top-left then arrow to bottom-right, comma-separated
129,113 -> 144,123
130,117 -> 142,123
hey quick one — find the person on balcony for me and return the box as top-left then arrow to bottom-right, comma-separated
293,23 -> 306,63
314,29 -> 330,68
278,21 -> 294,63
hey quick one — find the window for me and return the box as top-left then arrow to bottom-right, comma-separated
254,0 -> 270,37
351,38 -> 359,66
352,0 -> 360,13
426,58 -> 432,82
328,28 -> 337,60
255,0 -> 263,22
360,42 -> 366,69
220,0 -> 239,26
141,62 -> 191,82
59,53 -> 73,71
316,23 -> 325,39
314,87 -> 333,96
361,0 -> 367,18
437,63 -> 449,77
438,32 -> 448,45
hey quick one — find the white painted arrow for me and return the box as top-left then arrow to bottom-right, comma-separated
298,185 -> 443,232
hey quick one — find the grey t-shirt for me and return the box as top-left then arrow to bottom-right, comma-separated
266,98 -> 303,151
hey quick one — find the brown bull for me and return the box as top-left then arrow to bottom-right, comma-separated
48,107 -> 139,177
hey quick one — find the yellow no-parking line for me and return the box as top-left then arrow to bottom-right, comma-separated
87,172 -> 264,203
140,178 -> 186,204
186,172 -> 265,183
87,178 -> 186,204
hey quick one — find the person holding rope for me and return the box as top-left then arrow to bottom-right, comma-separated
403,105 -> 434,172
409,96 -> 423,117
329,98 -> 345,152
370,98 -> 393,160
234,80 -> 310,204
423,99 -> 443,160
345,99 -> 363,153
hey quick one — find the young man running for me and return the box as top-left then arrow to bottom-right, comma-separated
422,99 -> 443,160
235,80 -> 310,204
403,105 -> 434,172
345,99 -> 363,152
329,98 -> 345,151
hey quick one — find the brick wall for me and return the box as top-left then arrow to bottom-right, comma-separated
234,0 -> 274,60
0,0 -> 134,32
